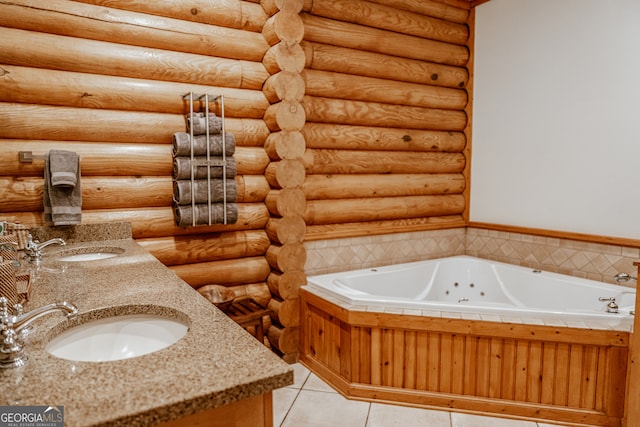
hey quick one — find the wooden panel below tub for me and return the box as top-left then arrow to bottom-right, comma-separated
300,288 -> 629,427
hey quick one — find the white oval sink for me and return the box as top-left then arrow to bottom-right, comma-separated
57,252 -> 119,262
46,313 -> 189,362
55,246 -> 125,262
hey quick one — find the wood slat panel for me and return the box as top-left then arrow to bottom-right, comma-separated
382,329 -> 394,387
489,338 -> 503,399
392,330 -> 405,388
439,334 -> 452,393
404,331 -> 417,390
501,339 -> 516,401
416,332 -> 429,391
300,290 -> 628,426
451,334 -> 466,395
370,328 -> 382,386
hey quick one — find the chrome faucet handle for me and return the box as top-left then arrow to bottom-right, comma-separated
614,272 -> 637,283
598,297 -> 619,313
24,234 -> 41,259
0,300 -> 78,368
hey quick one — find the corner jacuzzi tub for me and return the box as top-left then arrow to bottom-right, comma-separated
305,255 -> 635,329
300,256 -> 635,427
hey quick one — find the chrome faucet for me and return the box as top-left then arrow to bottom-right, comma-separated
0,297 -> 78,368
24,234 -> 66,264
614,272 -> 637,283
598,297 -> 619,314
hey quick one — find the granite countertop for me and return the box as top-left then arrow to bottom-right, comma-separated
0,225 -> 293,426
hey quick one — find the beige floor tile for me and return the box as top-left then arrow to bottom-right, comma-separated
287,363 -> 310,390
452,413 -> 537,427
302,372 -> 338,393
366,403 -> 451,427
281,389 -> 369,427
272,387 -> 299,427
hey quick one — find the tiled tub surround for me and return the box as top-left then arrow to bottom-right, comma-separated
0,229 -> 292,426
305,227 -> 639,287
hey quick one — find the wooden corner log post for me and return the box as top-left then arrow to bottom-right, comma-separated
260,0 -> 307,362
623,262 -> 640,426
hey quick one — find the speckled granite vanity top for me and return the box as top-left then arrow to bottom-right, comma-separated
0,224 -> 293,426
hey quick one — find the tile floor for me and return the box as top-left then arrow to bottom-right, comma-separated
273,363 -> 578,427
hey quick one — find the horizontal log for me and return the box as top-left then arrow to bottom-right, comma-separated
1,141 -> 167,177
302,96 -> 467,131
137,230 -> 270,266
72,0 -> 268,32
304,216 -> 466,241
301,41 -> 468,89
169,256 -> 271,287
264,159 -> 306,189
1,174 -> 268,212
265,189 -> 307,217
267,324 -> 299,354
0,140 -> 269,178
262,42 -> 306,74
302,69 -> 467,110
365,0 -> 469,25
264,131 -> 306,161
302,123 -> 466,152
304,150 -> 465,174
0,65 -> 268,117
3,204 -> 270,239
303,0 -> 468,45
0,0 -> 269,62
0,27 -> 268,90
302,14 -> 469,67
267,271 -> 306,300
0,103 -> 269,146
267,297 -> 300,328
266,243 -> 307,272
303,174 -> 465,200
265,217 -> 306,244
262,11 -> 304,45
304,195 -> 465,225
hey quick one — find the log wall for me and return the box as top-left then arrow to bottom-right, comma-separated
0,0 -> 275,332
0,0 -> 474,359
300,0 -> 471,241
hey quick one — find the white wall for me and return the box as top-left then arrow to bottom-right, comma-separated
471,0 -> 640,239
